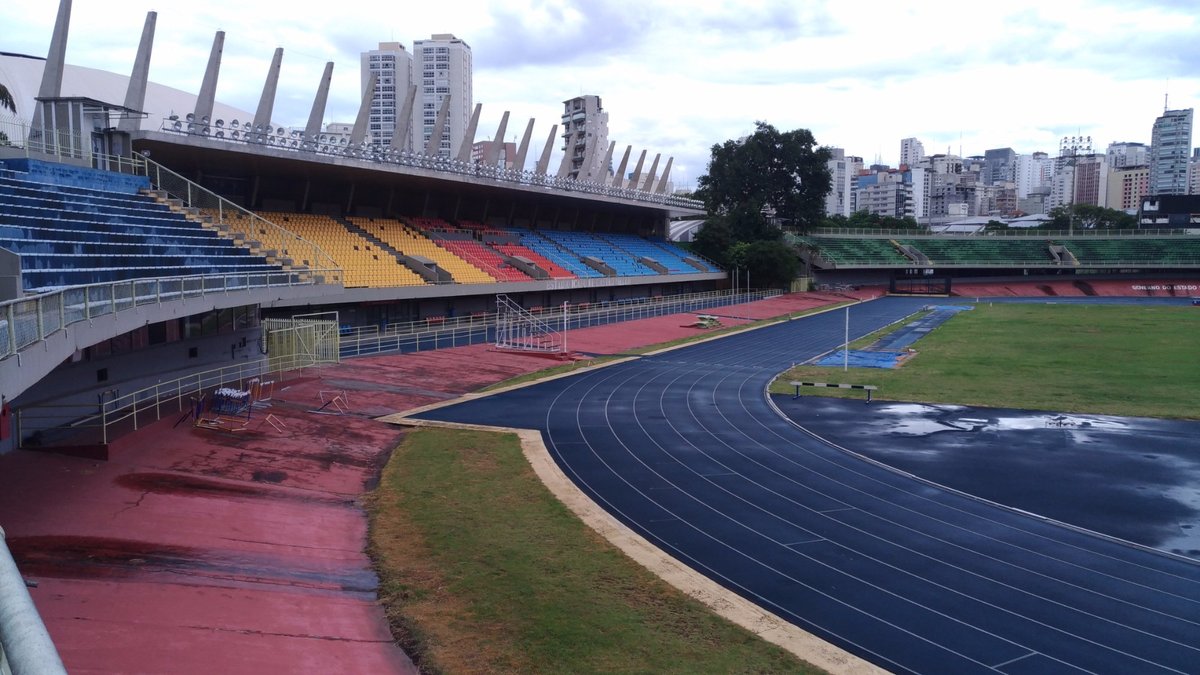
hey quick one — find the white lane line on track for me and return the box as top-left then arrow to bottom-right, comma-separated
651,330 -> 1197,667
542,303 -> 1198,673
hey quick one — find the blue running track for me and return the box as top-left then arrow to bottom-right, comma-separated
415,296 -> 1200,674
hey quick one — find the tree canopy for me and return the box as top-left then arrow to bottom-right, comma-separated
691,122 -> 832,290
696,121 -> 833,231
1046,204 -> 1137,230
0,83 -> 15,115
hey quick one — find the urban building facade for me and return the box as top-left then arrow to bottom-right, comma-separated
1148,108 -> 1193,195
360,42 -> 413,150
824,147 -> 855,217
412,34 -> 472,159
900,137 -> 924,168
1107,165 -> 1150,211
559,95 -> 609,182
983,147 -> 1016,185
1106,141 -> 1149,169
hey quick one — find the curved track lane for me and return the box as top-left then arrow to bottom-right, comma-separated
416,297 -> 1200,674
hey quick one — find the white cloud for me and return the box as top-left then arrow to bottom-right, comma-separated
2,0 -> 1197,188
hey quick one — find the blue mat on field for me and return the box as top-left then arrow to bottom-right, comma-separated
812,305 -> 972,369
814,350 -> 904,368
870,305 -> 972,351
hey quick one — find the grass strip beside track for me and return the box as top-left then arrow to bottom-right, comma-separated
771,303 -> 1200,419
368,428 -> 816,674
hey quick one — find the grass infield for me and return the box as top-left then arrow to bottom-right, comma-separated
368,428 -> 814,674
770,303 -> 1200,419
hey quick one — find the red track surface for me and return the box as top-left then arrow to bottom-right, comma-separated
0,292 -> 857,673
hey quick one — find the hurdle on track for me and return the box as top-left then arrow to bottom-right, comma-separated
790,381 -> 877,402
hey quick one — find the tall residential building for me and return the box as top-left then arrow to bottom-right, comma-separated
1072,155 -> 1109,208
412,34 -> 472,159
983,147 -> 1016,185
824,147 -> 855,217
559,95 -> 609,182
1106,141 -> 1149,169
1107,165 -> 1150,211
1189,148 -> 1200,195
1148,108 -> 1193,195
361,42 -> 413,150
1013,152 -> 1053,199
899,137 -> 924,168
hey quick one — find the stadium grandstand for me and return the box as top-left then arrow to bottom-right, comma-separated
3,2 -> 1200,672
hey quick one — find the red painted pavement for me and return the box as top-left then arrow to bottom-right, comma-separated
0,292 -> 846,673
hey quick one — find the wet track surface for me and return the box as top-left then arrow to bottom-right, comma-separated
417,296 -> 1200,674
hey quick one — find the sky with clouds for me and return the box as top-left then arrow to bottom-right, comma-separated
2,0 -> 1198,190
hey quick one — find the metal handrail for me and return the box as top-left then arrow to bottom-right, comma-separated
1,271 -> 325,362
0,526 -> 67,675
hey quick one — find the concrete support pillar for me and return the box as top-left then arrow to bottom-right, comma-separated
513,118 -> 535,173
38,0 -> 72,99
555,137 -> 573,179
193,31 -> 225,127
535,124 -> 558,176
628,150 -> 648,190
599,141 -> 616,184
456,103 -> 482,163
641,153 -> 661,192
390,84 -> 417,151
252,48 -> 283,138
118,11 -> 156,133
424,95 -> 452,156
612,145 -> 632,188
348,72 -> 376,147
655,157 -> 674,194
304,62 -> 334,139
485,111 -> 510,167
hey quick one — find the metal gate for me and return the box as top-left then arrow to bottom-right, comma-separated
262,311 -> 340,370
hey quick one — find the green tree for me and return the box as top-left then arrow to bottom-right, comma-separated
1047,204 -> 1137,230
696,121 -> 832,232
729,240 -> 800,289
0,83 -> 15,114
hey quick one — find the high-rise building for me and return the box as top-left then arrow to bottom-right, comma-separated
412,34 -> 472,158
559,95 -> 609,182
899,137 -> 924,168
361,42 -> 413,150
1189,148 -> 1200,195
1107,165 -> 1150,211
1148,108 -> 1193,195
1013,152 -> 1053,199
1106,141 -> 1149,169
983,147 -> 1016,185
824,147 -> 854,217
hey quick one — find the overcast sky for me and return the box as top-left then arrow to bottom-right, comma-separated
3,0 -> 1198,190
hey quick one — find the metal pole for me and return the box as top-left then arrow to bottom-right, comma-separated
0,526 -> 68,675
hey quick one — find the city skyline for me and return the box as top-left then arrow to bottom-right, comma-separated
1,0 -> 1198,188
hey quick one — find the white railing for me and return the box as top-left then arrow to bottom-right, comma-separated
339,288 -> 781,358
495,294 -> 566,353
1,271 -> 323,363
15,351 -> 327,448
0,527 -> 67,675
156,117 -> 704,211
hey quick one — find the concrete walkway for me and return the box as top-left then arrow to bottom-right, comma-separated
0,291 -> 850,673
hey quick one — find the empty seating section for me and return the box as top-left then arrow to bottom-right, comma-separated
809,237 -> 911,265
0,174 -> 282,290
506,228 -> 603,278
436,238 -> 531,282
599,233 -> 699,273
258,212 -> 425,288
1060,238 -> 1200,266
491,243 -> 576,279
896,238 -> 1055,266
649,238 -> 721,272
538,230 -> 657,276
349,217 -> 496,284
